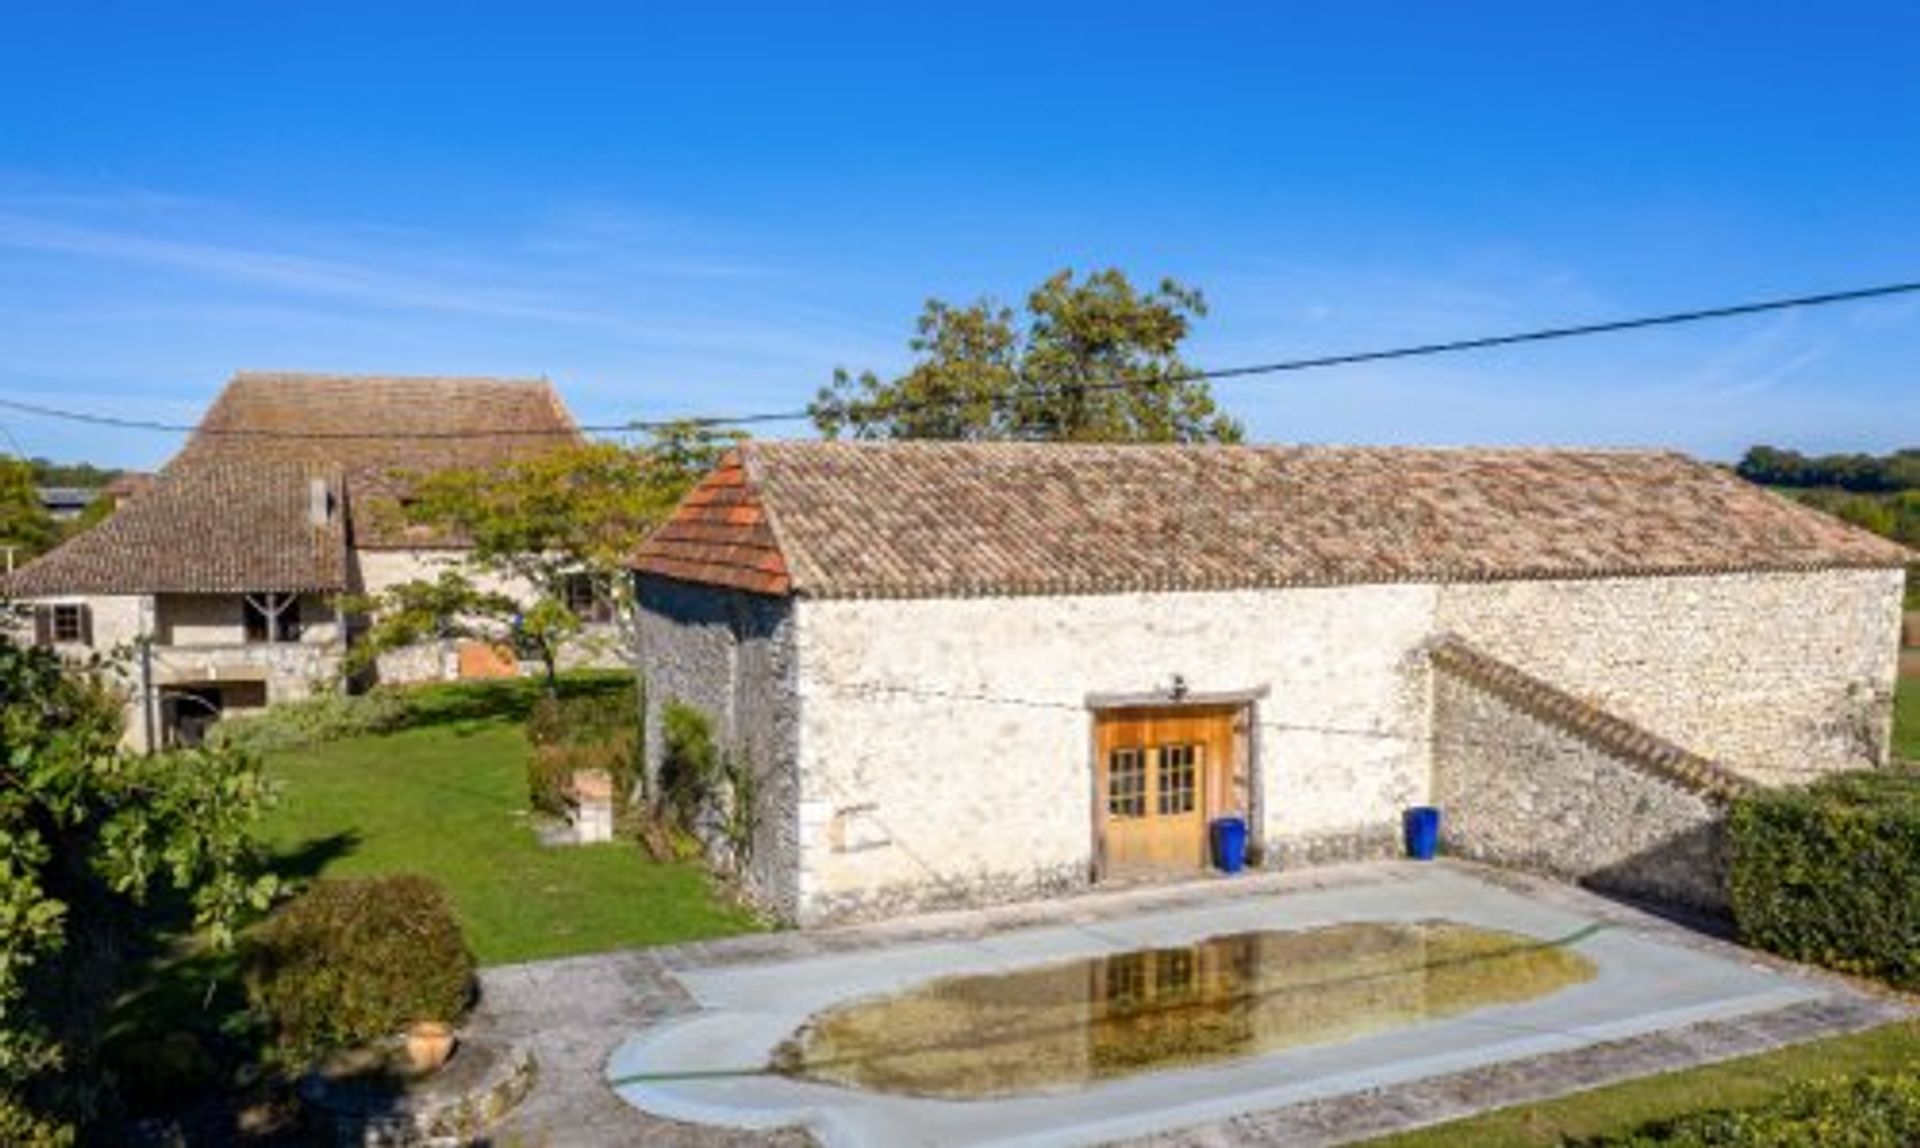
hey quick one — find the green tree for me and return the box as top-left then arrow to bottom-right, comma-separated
0,460 -> 59,565
811,268 -> 1243,443
348,424 -> 738,693
0,634 -> 277,1136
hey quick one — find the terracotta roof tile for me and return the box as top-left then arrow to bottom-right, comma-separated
632,451 -> 791,594
635,441 -> 1913,599
7,460 -> 348,595
173,372 -> 584,550
9,372 -> 583,594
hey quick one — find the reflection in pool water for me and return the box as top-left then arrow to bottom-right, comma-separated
770,920 -> 1597,1099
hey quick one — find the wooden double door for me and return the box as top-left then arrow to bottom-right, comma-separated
1095,706 -> 1238,875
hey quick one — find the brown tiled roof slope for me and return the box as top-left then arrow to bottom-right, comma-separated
1430,635 -> 1755,801
8,372 -> 583,595
632,451 -> 790,594
174,371 -> 581,474
7,461 -> 348,595
176,372 -> 583,549
635,441 -> 1913,599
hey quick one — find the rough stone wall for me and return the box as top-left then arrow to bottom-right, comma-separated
789,585 -> 1436,924
354,548 -> 624,682
44,595 -> 153,751
1432,670 -> 1731,912
637,576 -> 799,919
1438,568 -> 1906,785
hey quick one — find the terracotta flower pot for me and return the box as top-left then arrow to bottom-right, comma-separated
404,1021 -> 456,1074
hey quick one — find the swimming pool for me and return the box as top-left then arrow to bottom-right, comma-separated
607,868 -> 1833,1147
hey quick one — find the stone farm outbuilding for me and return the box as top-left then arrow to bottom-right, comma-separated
634,441 -> 1912,925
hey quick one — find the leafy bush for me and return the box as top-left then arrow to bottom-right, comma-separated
656,701 -> 759,866
1584,1072 -> 1920,1145
0,1096 -> 73,1147
527,733 -> 638,816
244,876 -> 474,1067
1728,768 -> 1920,989
525,690 -> 639,812
210,689 -> 412,755
659,701 -> 721,833
526,689 -> 636,746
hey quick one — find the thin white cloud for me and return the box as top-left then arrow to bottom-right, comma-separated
0,211 -> 608,325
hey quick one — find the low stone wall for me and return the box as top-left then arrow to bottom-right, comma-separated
1430,639 -> 1746,914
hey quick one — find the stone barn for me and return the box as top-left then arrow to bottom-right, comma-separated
634,441 -> 1911,925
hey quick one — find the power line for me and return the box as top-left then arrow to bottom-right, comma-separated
0,277 -> 1915,440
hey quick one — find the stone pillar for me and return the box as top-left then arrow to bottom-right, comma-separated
571,769 -> 615,844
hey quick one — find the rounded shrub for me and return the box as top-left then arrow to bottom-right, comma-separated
245,875 -> 474,1066
1729,767 -> 1920,989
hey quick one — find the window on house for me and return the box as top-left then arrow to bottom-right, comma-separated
40,602 -> 92,648
242,593 -> 302,643
562,573 -> 614,623
51,604 -> 87,645
1157,743 -> 1198,816
1107,748 -> 1146,818
33,603 -> 91,647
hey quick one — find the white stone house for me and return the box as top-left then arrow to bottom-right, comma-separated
635,441 -> 1912,925
7,371 -> 615,750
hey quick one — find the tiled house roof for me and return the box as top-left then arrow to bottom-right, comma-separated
634,441 -> 1914,600
176,372 -> 582,549
8,461 -> 348,595
8,372 -> 582,595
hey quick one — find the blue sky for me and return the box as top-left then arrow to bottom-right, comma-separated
2,2 -> 1917,469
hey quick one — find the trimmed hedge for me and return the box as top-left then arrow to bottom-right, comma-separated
1728,768 -> 1920,989
1585,1072 -> 1920,1146
244,875 -> 475,1067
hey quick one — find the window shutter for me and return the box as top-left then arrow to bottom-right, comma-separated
79,604 -> 93,647
32,605 -> 50,648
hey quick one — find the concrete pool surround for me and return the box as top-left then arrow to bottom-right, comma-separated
605,867 -> 1869,1147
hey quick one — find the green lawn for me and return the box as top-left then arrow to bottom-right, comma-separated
1897,675 -> 1918,762
255,683 -> 762,966
1367,1020 -> 1918,1146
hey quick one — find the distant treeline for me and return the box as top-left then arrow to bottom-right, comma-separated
28,458 -> 122,488
1736,446 -> 1920,493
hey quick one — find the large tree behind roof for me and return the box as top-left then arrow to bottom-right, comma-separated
809,268 -> 1243,444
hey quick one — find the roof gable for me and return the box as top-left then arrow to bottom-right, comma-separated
633,450 -> 791,595
634,441 -> 1913,599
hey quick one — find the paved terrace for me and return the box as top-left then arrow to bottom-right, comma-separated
472,861 -> 1910,1147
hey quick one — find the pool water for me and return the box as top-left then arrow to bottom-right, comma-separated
769,920 -> 1597,1099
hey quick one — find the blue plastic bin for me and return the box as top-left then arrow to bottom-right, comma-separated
1210,815 -> 1248,873
1404,806 -> 1442,860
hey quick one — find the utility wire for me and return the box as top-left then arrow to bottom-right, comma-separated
0,278 -> 1914,440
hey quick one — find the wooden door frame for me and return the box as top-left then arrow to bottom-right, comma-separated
1085,685 -> 1269,882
